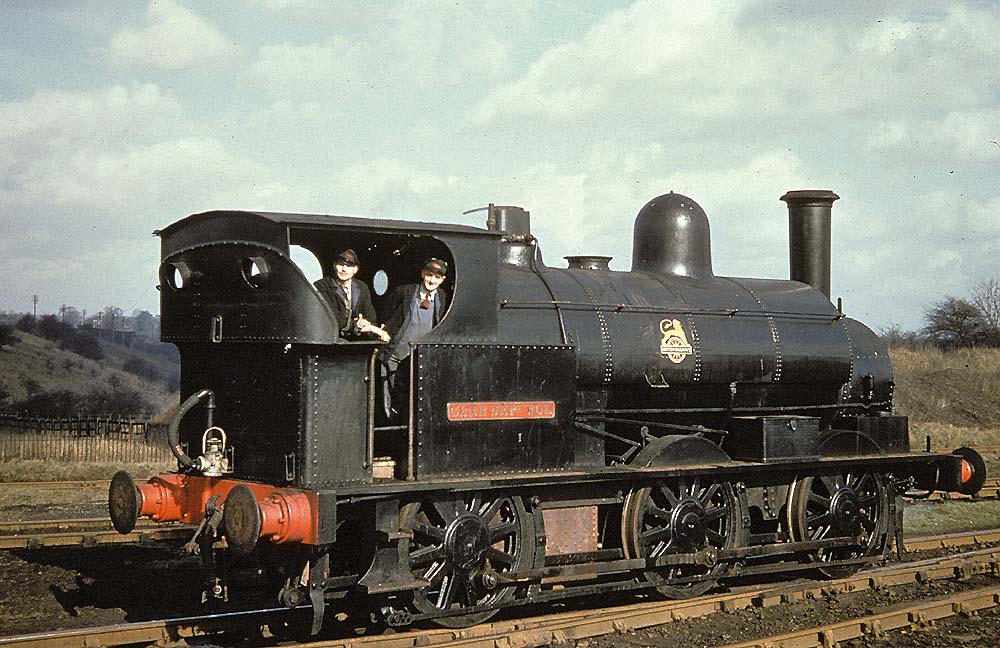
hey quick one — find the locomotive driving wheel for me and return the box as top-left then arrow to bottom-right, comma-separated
399,491 -> 535,628
786,470 -> 889,579
622,476 -> 743,598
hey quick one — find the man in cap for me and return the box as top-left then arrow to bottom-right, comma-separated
380,258 -> 449,415
314,249 -> 390,342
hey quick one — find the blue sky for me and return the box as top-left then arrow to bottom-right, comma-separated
2,0 -> 998,330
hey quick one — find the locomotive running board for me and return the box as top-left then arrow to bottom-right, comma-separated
334,451 -> 952,499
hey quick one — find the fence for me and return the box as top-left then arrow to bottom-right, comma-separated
0,415 -> 174,464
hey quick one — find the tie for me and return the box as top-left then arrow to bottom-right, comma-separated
420,294 -> 430,310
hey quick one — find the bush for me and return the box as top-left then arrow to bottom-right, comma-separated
6,385 -> 154,418
132,337 -> 179,363
122,356 -> 160,383
15,315 -> 35,334
923,297 -> 992,349
22,377 -> 42,396
86,386 -> 153,418
63,331 -> 103,360
36,314 -> 73,342
0,323 -> 16,349
880,325 -> 929,350
11,389 -> 82,417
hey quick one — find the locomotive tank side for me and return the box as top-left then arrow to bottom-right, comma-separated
496,193 -> 885,433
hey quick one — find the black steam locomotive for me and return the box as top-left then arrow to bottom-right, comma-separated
109,190 -> 984,633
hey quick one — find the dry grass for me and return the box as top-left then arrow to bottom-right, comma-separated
908,421 -> 1000,451
891,347 -> 1000,428
0,459 -> 173,483
904,500 -> 1000,537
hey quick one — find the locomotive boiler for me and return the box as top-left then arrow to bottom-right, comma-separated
109,189 -> 984,633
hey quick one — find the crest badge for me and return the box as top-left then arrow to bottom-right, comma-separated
659,318 -> 693,364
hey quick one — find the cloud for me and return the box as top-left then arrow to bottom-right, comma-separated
0,84 -> 186,205
301,142 -> 818,283
109,0 -> 239,70
866,109 -> 1000,162
244,38 -> 373,100
385,0 -> 526,84
242,0 -> 529,100
0,83 -> 278,310
244,0 -> 375,24
835,190 -> 1000,328
463,1 -> 1000,150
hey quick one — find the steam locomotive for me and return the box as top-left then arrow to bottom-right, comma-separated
109,190 -> 985,633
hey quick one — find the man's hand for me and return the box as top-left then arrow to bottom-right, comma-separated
356,315 -> 391,342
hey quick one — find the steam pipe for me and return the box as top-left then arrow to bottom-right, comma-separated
781,190 -> 839,298
168,389 -> 214,469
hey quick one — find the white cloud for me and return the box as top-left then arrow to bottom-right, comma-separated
242,0 -> 529,99
464,1 -> 1000,149
866,109 -> 1000,162
0,84 -> 275,269
304,143 -> 818,283
836,190 -> 1000,328
386,0 -> 525,84
0,84 -> 186,207
245,0 -> 369,22
244,38 -> 372,99
109,0 -> 239,70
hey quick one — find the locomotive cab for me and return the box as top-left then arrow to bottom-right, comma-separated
152,209 -> 591,487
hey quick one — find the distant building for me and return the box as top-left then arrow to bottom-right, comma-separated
59,305 -> 83,327
130,310 -> 160,339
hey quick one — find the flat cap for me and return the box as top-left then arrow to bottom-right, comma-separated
335,249 -> 359,266
423,258 -> 448,276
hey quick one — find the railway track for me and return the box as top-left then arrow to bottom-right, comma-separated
0,517 -> 193,549
0,480 -> 112,490
718,585 -> 1000,648
1,530 -> 999,648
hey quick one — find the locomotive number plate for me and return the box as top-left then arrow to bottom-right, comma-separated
447,400 -> 556,421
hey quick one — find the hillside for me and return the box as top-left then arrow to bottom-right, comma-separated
0,330 -> 178,419
891,347 -> 1000,450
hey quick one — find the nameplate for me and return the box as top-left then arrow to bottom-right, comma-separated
446,401 -> 556,421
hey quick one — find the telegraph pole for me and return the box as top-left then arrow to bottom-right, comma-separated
32,294 -> 37,321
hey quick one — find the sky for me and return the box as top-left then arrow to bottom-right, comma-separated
1,0 -> 998,331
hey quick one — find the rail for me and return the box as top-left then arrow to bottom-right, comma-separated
1,534 -> 999,647
0,519 -> 193,550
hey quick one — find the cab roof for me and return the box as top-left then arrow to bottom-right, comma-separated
156,209 -> 499,239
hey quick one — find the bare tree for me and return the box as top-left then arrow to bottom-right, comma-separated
970,277 -> 1000,341
923,297 -> 991,349
879,323 -> 924,349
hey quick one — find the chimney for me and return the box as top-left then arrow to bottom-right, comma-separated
781,190 -> 839,298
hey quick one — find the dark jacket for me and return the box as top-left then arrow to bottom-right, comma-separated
382,283 -> 448,339
313,276 -> 378,337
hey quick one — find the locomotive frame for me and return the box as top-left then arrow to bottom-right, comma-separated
109,190 -> 984,633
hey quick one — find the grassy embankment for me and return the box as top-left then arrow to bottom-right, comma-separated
891,347 -> 1000,535
0,331 -> 178,481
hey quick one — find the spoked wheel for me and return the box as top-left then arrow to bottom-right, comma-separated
622,477 -> 744,598
786,470 -> 890,579
399,492 -> 535,628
